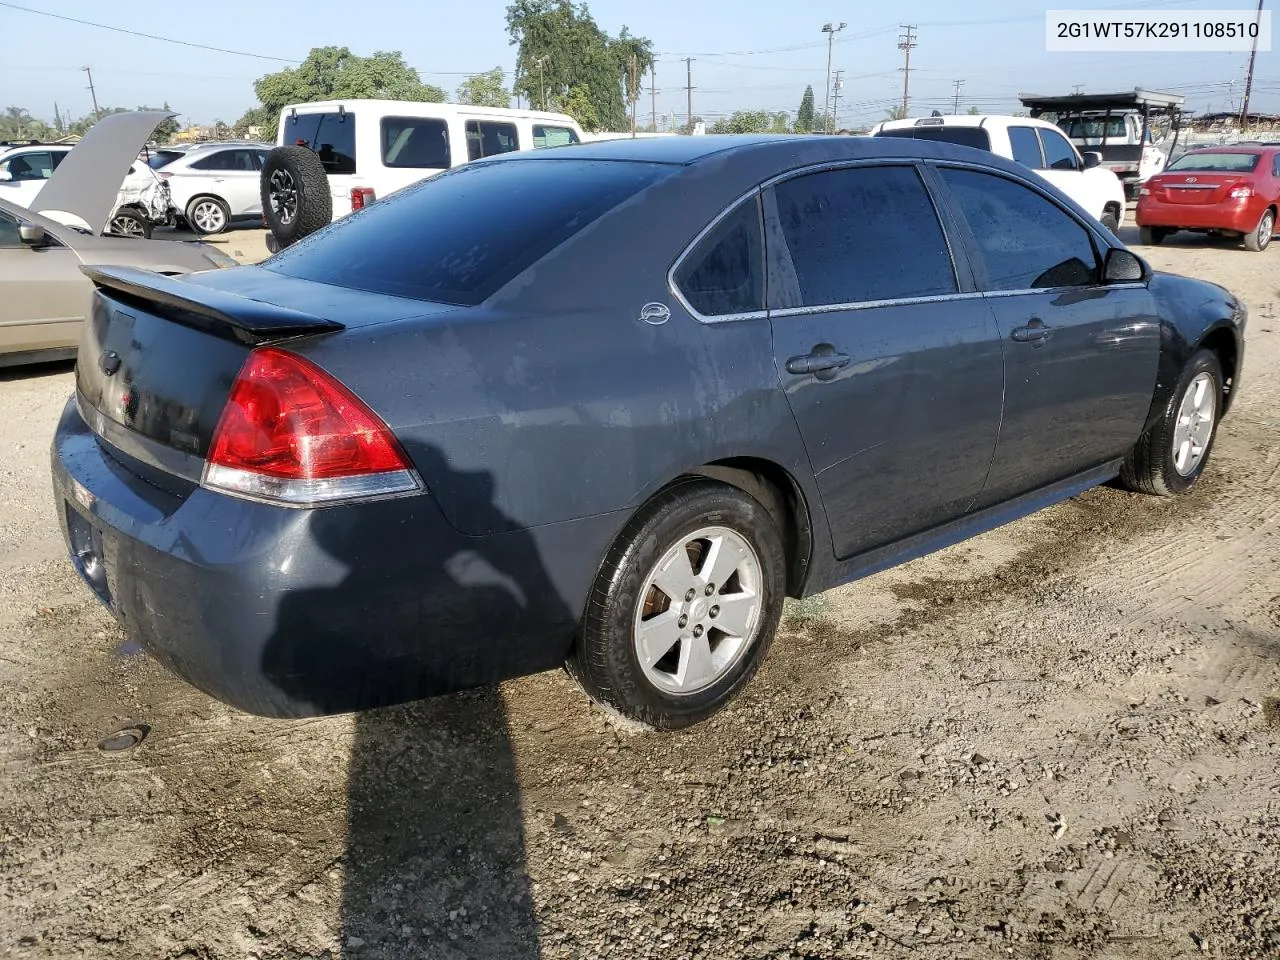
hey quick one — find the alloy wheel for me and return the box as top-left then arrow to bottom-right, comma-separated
269,169 -> 298,226
1172,371 -> 1217,477
191,200 -> 226,234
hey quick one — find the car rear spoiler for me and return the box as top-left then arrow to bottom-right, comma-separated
81,265 -> 345,341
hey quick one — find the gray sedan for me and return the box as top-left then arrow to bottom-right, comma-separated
51,134 -> 1246,730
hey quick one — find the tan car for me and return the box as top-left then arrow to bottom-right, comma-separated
0,111 -> 238,368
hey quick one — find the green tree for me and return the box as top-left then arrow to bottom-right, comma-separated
505,0 -> 652,131
967,105 -> 981,115
885,103 -> 909,121
235,46 -> 445,141
796,85 -> 816,133
709,110 -> 791,135
138,102 -> 180,141
456,67 -> 511,108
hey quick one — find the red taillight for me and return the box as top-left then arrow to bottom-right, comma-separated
1229,186 -> 1254,199
204,347 -> 418,504
350,186 -> 376,211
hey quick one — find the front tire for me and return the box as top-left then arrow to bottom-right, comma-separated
570,479 -> 786,730
1243,208 -> 1274,253
1139,226 -> 1167,246
1120,349 -> 1223,497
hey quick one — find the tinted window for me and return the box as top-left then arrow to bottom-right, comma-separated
1274,153 -> 1280,178
382,117 -> 451,169
533,125 -> 580,149
0,210 -> 20,246
770,165 -> 956,307
938,167 -> 1098,291
147,150 -> 186,169
1167,152 -> 1260,173
266,159 -> 672,306
466,120 -> 519,161
875,126 -> 992,151
674,198 -> 764,317
282,112 -> 357,174
1008,126 -> 1043,168
191,149 -> 257,172
1039,129 -> 1079,170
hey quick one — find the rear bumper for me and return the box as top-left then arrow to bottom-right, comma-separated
51,398 -> 597,717
1135,196 -> 1265,233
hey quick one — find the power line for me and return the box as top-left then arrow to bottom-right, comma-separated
0,1 -> 298,63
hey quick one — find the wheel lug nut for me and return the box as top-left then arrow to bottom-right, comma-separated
705,584 -> 716,596
685,589 -> 696,602
693,625 -> 704,637
678,615 -> 688,628
709,605 -> 720,618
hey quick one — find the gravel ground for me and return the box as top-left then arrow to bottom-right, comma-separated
0,224 -> 1277,960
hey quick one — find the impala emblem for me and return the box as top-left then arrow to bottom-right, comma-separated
639,302 -> 671,325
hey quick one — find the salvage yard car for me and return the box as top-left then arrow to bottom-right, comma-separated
1136,143 -> 1280,252
52,135 -> 1246,729
870,114 -> 1128,233
153,140 -> 273,235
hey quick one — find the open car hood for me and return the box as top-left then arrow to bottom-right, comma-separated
31,110 -> 174,235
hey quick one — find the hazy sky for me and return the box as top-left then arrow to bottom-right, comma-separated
3,0 -> 1275,129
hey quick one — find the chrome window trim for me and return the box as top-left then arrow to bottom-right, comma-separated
770,290 -> 986,319
983,281 -> 1148,300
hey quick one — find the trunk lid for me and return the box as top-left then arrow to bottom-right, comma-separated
1151,173 -> 1250,205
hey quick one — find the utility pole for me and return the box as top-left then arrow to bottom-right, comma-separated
1073,84 -> 1084,95
684,57 -> 695,134
533,57 -> 547,111
650,61 -> 657,133
898,25 -> 917,117
832,70 -> 845,130
82,66 -> 101,121
822,22 -> 847,134
54,101 -> 63,136
1239,0 -> 1264,127
952,79 -> 965,115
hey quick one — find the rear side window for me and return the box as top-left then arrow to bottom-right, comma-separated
382,117 -> 451,169
674,198 -> 765,317
1007,127 -> 1044,168
265,159 -> 673,306
769,165 -> 957,307
191,150 -> 258,172
533,125 -> 580,149
938,167 -> 1098,291
874,126 -> 993,152
1,150 -> 61,180
466,120 -> 519,161
1038,129 -> 1080,171
282,111 -> 357,175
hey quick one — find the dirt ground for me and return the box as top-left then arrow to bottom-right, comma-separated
0,221 -> 1277,960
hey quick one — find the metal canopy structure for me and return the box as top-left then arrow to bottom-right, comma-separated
1017,88 -> 1186,114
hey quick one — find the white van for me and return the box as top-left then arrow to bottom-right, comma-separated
275,100 -> 586,219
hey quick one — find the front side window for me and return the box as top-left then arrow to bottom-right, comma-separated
769,164 -> 957,307
532,125 -> 580,149
1,151 -> 59,180
465,121 -> 519,161
938,167 -> 1099,291
382,117 -> 451,169
0,209 -> 21,246
282,111 -> 357,175
1038,129 -> 1080,171
1008,126 -> 1044,168
673,197 -> 764,317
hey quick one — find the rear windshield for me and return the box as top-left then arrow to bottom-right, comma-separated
282,111 -> 357,175
874,126 -> 992,151
264,158 -> 673,306
1166,152 -> 1260,173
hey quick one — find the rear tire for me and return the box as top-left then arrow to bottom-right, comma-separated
1139,226 -> 1167,246
569,479 -> 786,731
1100,209 -> 1120,234
1119,349 -> 1223,497
1243,208 -> 1274,253
186,196 -> 230,236
260,145 -> 332,249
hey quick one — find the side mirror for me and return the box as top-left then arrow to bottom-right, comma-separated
19,223 -> 46,246
1104,247 -> 1146,283
1082,151 -> 1103,169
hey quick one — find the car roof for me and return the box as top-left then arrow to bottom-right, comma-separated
282,99 -> 581,126
875,115 -> 1052,131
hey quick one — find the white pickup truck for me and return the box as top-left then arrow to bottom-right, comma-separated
869,114 -> 1127,233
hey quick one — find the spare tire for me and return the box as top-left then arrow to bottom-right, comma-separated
260,145 -> 332,248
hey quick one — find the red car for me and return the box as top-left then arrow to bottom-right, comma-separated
1136,143 -> 1280,252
